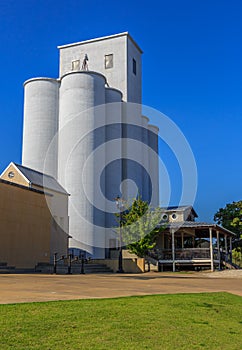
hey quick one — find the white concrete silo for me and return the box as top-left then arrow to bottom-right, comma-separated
122,103 -> 143,203
58,71 -> 106,257
148,124 -> 159,208
105,88 -> 123,243
141,116 -> 150,203
22,78 -> 59,178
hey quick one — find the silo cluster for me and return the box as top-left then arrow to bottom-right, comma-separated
22,70 -> 159,258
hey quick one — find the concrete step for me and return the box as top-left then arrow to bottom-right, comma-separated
0,263 -> 16,273
35,262 -> 114,274
0,262 -> 8,267
145,256 -> 158,266
66,263 -> 113,274
0,268 -> 16,274
35,264 -> 53,273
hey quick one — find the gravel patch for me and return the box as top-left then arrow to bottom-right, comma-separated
203,269 -> 242,278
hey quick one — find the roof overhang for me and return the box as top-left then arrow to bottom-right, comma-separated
158,222 -> 236,237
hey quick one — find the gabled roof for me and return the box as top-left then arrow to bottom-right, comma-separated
0,178 -> 52,196
13,163 -> 68,195
161,205 -> 198,218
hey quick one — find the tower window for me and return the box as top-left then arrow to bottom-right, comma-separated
133,58 -> 137,75
105,54 -> 113,69
71,60 -> 80,71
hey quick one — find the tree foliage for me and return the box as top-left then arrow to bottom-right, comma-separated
214,200 -> 242,240
115,197 -> 164,258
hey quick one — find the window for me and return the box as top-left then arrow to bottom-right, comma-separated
71,60 -> 80,71
171,213 -> 177,220
133,58 -> 137,75
105,54 -> 113,69
8,171 -> 15,179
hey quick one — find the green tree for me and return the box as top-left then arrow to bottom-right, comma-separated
115,197 -> 163,258
214,200 -> 242,240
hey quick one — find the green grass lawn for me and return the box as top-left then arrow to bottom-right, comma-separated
0,293 -> 241,350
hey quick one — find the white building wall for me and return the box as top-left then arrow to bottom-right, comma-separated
48,190 -> 69,259
31,184 -> 69,236
127,37 -> 142,103
58,32 -> 142,104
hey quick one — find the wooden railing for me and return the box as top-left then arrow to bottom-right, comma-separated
148,248 -> 212,261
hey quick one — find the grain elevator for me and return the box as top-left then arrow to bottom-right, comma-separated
22,32 -> 159,258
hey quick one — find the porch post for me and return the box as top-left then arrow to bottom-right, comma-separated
216,230 -> 220,270
181,232 -> 184,249
225,234 -> 228,261
209,228 -> 214,272
161,233 -> 165,249
171,229 -> 175,272
229,236 -> 232,263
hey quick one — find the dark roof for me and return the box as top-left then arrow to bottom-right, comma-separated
0,178 -> 52,196
161,205 -> 198,218
158,221 -> 236,236
13,163 -> 68,195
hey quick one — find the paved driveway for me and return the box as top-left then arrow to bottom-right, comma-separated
0,271 -> 241,304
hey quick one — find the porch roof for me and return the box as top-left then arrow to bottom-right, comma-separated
158,221 -> 236,237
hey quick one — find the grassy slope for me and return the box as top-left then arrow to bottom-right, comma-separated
0,293 -> 241,350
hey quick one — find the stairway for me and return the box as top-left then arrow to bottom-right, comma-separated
73,262 -> 113,274
35,261 -> 114,274
145,256 -> 159,272
221,260 -> 241,270
0,262 -> 16,273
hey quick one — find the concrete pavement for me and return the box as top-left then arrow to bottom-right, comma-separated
0,271 -> 241,304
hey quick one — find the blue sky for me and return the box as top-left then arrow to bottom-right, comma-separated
0,0 -> 241,221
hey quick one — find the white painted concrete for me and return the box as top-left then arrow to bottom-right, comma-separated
22,78 -> 59,178
58,32 -> 142,103
58,71 -> 106,257
141,116 -> 150,203
148,124 -> 159,207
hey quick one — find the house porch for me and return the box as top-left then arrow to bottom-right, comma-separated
149,223 -> 235,272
